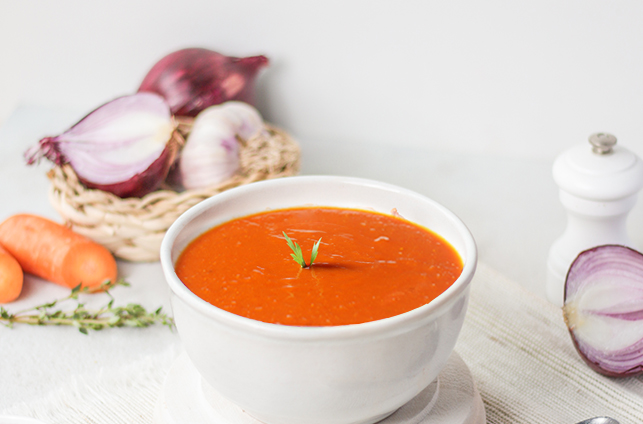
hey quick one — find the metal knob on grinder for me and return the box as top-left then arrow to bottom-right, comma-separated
546,132 -> 643,306
588,132 -> 617,154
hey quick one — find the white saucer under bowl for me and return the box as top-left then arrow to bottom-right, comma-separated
154,351 -> 485,424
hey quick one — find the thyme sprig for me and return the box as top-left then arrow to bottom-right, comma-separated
0,279 -> 174,334
283,231 -> 322,268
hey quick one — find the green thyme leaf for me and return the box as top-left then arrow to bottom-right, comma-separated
0,278 -> 174,333
283,232 -> 322,268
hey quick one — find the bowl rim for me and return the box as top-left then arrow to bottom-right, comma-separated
160,175 -> 477,340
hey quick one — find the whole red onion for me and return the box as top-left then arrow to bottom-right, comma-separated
138,48 -> 269,117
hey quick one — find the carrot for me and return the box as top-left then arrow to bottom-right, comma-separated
0,244 -> 23,303
0,214 -> 117,290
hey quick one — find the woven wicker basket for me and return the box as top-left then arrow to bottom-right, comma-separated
47,124 -> 300,262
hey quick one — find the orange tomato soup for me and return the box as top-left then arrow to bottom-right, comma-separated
175,207 -> 463,326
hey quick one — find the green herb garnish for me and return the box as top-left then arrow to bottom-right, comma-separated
283,231 -> 322,268
310,237 -> 322,265
0,279 -> 174,334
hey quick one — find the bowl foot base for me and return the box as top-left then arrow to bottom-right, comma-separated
153,351 -> 485,424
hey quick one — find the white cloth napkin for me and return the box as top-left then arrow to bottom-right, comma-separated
455,263 -> 643,424
4,262 -> 643,423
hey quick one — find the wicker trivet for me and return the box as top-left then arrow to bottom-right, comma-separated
47,124 -> 300,262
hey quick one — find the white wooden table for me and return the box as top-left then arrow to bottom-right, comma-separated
2,104 -> 643,414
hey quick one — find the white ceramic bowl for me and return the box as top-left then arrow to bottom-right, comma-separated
160,175 -> 477,424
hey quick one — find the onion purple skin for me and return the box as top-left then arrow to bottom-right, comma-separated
138,48 -> 269,117
563,244 -> 643,378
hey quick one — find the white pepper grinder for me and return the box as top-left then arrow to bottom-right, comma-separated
546,132 -> 643,306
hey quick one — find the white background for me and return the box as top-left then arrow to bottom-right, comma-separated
1,0 -> 643,160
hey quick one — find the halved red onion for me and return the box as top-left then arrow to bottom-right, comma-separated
563,244 -> 643,377
25,93 -> 179,198
138,48 -> 269,117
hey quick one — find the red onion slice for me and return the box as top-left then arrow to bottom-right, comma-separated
563,244 -> 643,377
26,93 -> 179,198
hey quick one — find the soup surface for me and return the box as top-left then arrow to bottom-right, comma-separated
175,207 -> 463,326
